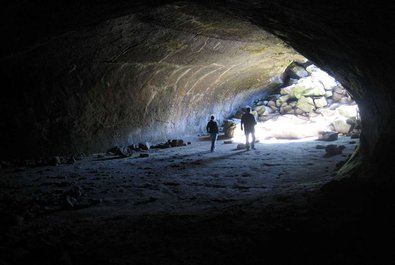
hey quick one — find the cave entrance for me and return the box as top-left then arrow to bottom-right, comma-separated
224,61 -> 361,145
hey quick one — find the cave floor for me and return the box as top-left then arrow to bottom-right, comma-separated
1,136 -> 394,265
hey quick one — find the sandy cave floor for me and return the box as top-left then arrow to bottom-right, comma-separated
1,135 -> 394,265
1,135 -> 356,218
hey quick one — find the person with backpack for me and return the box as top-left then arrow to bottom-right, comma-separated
241,107 -> 257,150
206,115 -> 219,152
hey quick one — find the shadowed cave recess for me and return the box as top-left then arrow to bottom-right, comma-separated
1,1 -> 395,265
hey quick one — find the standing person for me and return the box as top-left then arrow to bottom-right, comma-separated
206,115 -> 219,152
241,107 -> 257,150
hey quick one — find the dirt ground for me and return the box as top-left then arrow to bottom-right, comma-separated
1,135 -> 394,265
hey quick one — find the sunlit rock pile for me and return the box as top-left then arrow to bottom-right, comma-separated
226,62 -> 361,140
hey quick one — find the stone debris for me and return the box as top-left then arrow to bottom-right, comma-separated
324,144 -> 345,157
152,139 -> 187,149
138,142 -> 151,151
237,143 -> 247,150
103,139 -> 189,159
225,62 -> 361,140
107,146 -> 134,157
318,131 -> 338,141
67,156 -> 76,164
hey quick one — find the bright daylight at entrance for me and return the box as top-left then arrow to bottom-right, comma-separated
226,62 -> 360,144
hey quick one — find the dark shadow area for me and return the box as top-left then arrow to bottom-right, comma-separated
92,156 -> 126,161
197,134 -> 231,141
3,185 -> 394,265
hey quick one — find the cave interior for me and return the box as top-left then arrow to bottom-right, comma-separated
1,1 -> 395,264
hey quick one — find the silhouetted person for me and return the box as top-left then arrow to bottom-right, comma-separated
206,115 -> 219,152
241,107 -> 257,150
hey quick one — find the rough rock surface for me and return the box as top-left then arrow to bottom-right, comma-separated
0,2 -> 304,158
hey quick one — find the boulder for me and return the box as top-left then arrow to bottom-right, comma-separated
296,96 -> 315,113
325,144 -> 345,156
285,63 -> 309,79
318,131 -> 338,141
314,97 -> 328,108
223,120 -> 238,138
116,146 -> 133,157
336,105 -> 358,119
254,105 -> 266,115
237,143 -> 247,150
332,119 -> 352,134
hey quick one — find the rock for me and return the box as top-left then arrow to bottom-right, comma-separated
223,120 -> 238,138
278,95 -> 290,104
67,156 -> 76,164
169,139 -> 184,147
279,105 -> 293,114
116,146 -> 133,157
285,62 -> 309,79
332,87 -> 347,101
286,78 -> 299,85
350,132 -> 360,139
306,64 -> 339,90
176,139 -> 185,146
281,78 -> 325,99
153,142 -> 171,149
296,96 -> 315,113
302,85 -> 326,98
318,131 -> 338,141
128,144 -> 140,151
332,119 -> 352,134
75,153 -> 85,160
336,105 -> 358,119
50,156 -> 61,166
106,146 -> 119,155
253,105 -> 266,115
314,97 -> 327,108
294,108 -> 304,115
267,100 -> 276,109
237,143 -> 247,150
139,142 -> 151,150
64,195 -> 78,208
325,144 -> 345,156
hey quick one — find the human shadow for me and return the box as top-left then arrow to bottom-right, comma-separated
197,133 -> 231,141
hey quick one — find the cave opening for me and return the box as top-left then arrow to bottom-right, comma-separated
219,61 -> 361,146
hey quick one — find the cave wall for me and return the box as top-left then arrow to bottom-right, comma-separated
1,0 -> 394,172
0,2 -> 304,158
